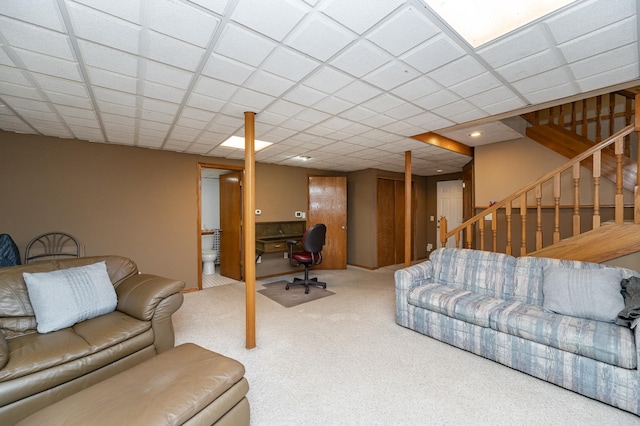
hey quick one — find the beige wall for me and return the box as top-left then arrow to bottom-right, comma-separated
0,131 -> 340,289
474,137 -> 631,207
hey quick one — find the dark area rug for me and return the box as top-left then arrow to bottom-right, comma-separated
258,280 -> 335,308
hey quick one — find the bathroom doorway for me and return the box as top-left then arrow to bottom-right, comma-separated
198,163 -> 243,289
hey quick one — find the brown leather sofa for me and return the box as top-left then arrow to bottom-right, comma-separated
0,256 -> 185,425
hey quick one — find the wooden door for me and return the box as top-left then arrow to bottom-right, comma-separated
219,171 -> 242,280
377,178 -> 408,267
437,180 -> 463,248
307,176 -> 347,270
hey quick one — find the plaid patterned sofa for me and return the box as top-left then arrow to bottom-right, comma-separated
395,247 -> 640,416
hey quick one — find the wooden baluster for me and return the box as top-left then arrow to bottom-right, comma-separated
505,203 -> 512,255
535,184 -> 542,250
615,137 -> 624,224
533,111 -> 540,126
439,216 -> 447,248
553,174 -> 561,243
609,93 -> 615,138
625,97 -> 632,156
455,231 -> 460,248
570,101 -> 577,133
558,104 -> 564,128
596,95 -> 602,142
549,106 -> 556,125
581,99 -> 588,137
593,150 -> 601,229
573,163 -> 581,236
491,214 -> 497,252
520,193 -> 527,256
466,224 -> 473,249
479,218 -> 485,251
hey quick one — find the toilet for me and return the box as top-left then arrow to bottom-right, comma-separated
202,235 -> 218,275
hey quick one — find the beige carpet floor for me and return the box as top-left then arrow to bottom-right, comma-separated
173,266 -> 639,425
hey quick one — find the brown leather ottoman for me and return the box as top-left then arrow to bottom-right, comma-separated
17,343 -> 249,426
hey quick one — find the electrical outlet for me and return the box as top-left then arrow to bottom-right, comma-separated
256,256 -> 262,264
283,252 -> 288,259
426,243 -> 433,252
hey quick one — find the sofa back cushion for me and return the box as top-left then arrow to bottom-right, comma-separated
0,256 -> 137,338
510,256 -> 639,306
429,248 -> 516,298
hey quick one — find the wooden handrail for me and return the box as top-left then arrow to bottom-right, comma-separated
440,125 -> 636,253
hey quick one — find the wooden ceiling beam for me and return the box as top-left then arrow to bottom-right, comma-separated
411,132 -> 474,157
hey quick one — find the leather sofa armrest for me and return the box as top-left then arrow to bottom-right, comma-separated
116,274 -> 185,321
0,332 -> 8,369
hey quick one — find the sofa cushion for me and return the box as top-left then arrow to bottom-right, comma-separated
23,262 -> 117,333
429,248 -> 516,298
489,302 -> 636,369
408,283 -> 510,328
0,311 -> 151,384
511,256 -> 639,307
543,267 -> 624,322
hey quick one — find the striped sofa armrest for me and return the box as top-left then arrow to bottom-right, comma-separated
395,261 -> 433,327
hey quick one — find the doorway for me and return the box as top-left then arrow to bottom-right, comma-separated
376,177 -> 414,267
198,164 -> 243,289
437,180 -> 463,248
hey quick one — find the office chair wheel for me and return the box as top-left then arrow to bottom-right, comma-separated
285,284 -> 290,290
305,287 -> 309,294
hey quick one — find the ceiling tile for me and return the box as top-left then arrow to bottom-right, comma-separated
286,12 -> 356,61
557,18 -> 636,64
476,25 -> 549,68
142,81 -> 185,104
400,34 -> 465,74
284,85 -> 327,105
243,70 -> 295,97
330,40 -> 389,77
201,55 -> 255,85
519,82 -> 576,105
320,0 -> 404,35
546,0 -> 635,44
66,2 -> 140,54
384,103 -> 422,120
215,23 -> 277,67
363,60 -> 420,91
576,63 -> 638,93
230,87 -> 275,110
86,66 -> 137,93
97,100 -> 136,117
144,61 -> 194,90
368,6 -> 439,56
0,17 -> 74,60
0,0 -> 65,31
449,73 -> 502,98
255,110 -> 289,126
46,92 -> 93,109
0,66 -> 29,86
93,87 -> 136,106
33,73 -> 89,97
146,30 -> 206,71
3,95 -> 53,112
268,99 -> 307,116
0,82 -> 42,100
71,0 -> 141,24
294,108 -> 332,123
390,76 -> 440,101
569,44 -> 637,80
312,96 -> 353,114
261,47 -> 320,81
192,76 -> 238,99
334,80 -> 382,104
148,0 -> 219,47
79,40 -> 138,77
188,0 -> 230,15
340,105 -> 377,122
12,48 -> 82,81
303,66 -> 353,93
142,98 -> 179,115
361,93 -> 404,113
512,67 -> 573,97
428,56 -> 485,87
496,50 -> 560,83
231,0 -> 308,41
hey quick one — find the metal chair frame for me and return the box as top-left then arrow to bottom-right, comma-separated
24,232 -> 80,264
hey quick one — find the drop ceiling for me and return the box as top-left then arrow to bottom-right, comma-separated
0,0 -> 638,176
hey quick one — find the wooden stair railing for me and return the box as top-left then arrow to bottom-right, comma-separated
439,124 -> 639,256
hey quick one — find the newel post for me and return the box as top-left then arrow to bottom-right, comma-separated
635,92 -> 640,223
439,216 -> 448,248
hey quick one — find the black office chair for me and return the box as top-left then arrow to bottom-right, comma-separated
286,224 -> 327,294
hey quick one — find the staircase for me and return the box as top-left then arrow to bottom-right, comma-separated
439,89 -> 640,263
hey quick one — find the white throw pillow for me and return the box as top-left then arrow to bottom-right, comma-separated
542,266 -> 624,323
23,261 -> 117,333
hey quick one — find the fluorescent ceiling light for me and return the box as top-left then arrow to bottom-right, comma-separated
221,135 -> 272,151
423,0 -> 576,47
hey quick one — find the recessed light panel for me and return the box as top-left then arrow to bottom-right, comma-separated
423,0 -> 576,47
221,135 -> 273,151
